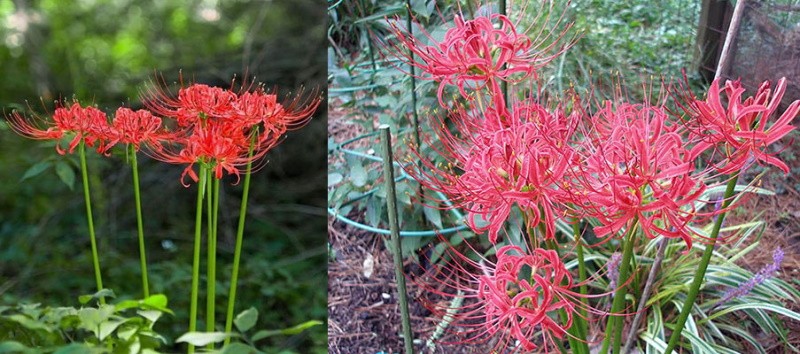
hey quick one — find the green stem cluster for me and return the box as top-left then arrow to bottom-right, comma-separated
206,170 -> 220,349
188,168 -> 207,354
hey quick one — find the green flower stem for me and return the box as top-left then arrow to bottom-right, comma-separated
188,167 -> 207,354
206,168 -> 220,349
404,0 -> 420,153
130,145 -> 149,298
79,140 -> 105,305
571,220 -> 590,351
224,138 -> 256,346
664,174 -> 738,354
600,218 -> 639,354
499,0 -> 508,106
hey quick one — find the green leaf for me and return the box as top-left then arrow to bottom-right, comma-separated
78,289 -> 115,305
53,344 -> 98,354
233,307 -> 258,333
142,294 -> 167,309
704,303 -> 800,324
350,163 -> 367,187
98,319 -> 129,340
251,320 -> 322,341
141,294 -> 173,315
422,206 -> 443,229
176,332 -> 234,346
365,196 -> 383,227
137,310 -> 162,324
221,342 -> 258,354
0,341 -> 29,352
328,173 -> 343,187
21,161 -> 52,181
54,161 -> 75,190
6,314 -> 52,332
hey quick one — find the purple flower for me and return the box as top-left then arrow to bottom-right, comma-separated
715,247 -> 784,308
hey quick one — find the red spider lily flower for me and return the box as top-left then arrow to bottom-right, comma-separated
143,79 -> 236,126
142,78 -> 320,185
575,101 -> 707,249
104,108 -> 169,152
478,246 -> 575,351
386,8 -> 571,107
406,97 -> 578,244
149,123 -> 255,186
417,242 -> 602,352
7,101 -> 110,154
685,77 -> 799,174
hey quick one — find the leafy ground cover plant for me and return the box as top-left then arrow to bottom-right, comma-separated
3,76 -> 322,353
328,0 -> 800,352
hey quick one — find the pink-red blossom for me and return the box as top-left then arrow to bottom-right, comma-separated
685,77 -> 799,174
7,101 -> 110,154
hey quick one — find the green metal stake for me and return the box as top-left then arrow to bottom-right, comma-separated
379,125 -> 414,354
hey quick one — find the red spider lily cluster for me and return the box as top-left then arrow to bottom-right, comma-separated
8,79 -> 320,185
393,5 -> 799,352
385,4 -> 571,108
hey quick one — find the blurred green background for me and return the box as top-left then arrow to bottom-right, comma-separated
0,0 -> 327,352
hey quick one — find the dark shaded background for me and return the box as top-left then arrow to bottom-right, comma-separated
0,0 -> 326,352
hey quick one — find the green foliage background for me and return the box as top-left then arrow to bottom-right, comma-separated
0,0 -> 327,352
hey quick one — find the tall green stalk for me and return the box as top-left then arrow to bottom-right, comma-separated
79,140 -> 105,305
224,137 -> 256,346
571,220 -> 590,350
600,218 -> 639,354
188,168 -> 207,354
130,145 -> 150,298
664,174 -> 738,353
206,168 -> 220,349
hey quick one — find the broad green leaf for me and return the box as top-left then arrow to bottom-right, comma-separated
117,326 -> 138,341
114,300 -> 141,312
54,161 -> 75,190
251,320 -> 322,341
350,163 -> 367,187
21,161 -> 52,181
137,310 -> 162,324
99,319 -> 129,340
221,342 -> 258,354
142,294 -> 167,308
5,314 -> 52,332
53,344 -> 99,354
0,341 -> 28,352
176,332 -> 234,346
234,307 -> 258,332
328,173 -> 343,187
422,206 -> 443,229
78,289 -> 115,305
140,294 -> 173,314
365,196 -> 383,228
